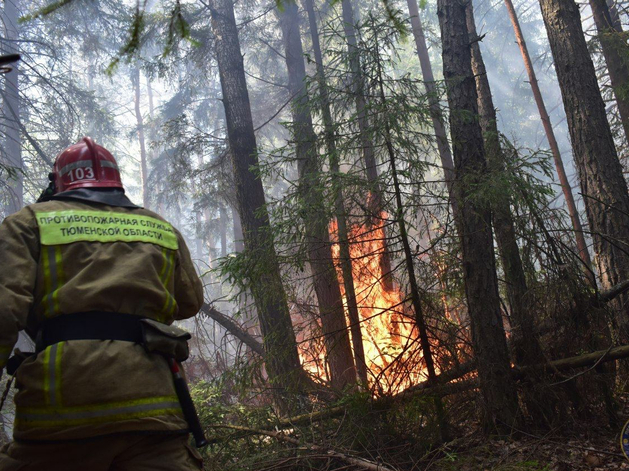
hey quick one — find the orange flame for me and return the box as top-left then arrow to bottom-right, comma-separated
294,214 -> 433,393
328,214 -> 427,394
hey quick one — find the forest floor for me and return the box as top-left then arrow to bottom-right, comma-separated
423,430 -> 627,470
422,394 -> 629,470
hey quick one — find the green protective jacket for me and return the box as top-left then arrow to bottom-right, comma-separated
0,198 -> 204,441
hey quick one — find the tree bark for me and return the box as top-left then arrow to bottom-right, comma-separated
209,0 -> 306,394
195,210 -> 204,261
504,0 -> 594,279
374,32 -> 449,439
606,0 -> 622,31
538,0 -> 629,337
437,0 -> 520,433
219,204 -> 227,258
146,74 -> 155,118
1,0 -> 22,215
303,0 -> 369,386
132,67 -> 149,209
406,0 -> 458,216
340,0 -> 394,291
588,0 -> 629,141
231,204 -> 245,253
277,0 -> 357,390
466,5 -> 545,368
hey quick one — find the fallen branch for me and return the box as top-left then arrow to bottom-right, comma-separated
206,344 -> 629,443
514,344 -> 629,378
402,360 -> 476,395
200,304 -> 332,396
200,304 -> 264,356
599,279 -> 629,304
269,345 -> 629,429
209,424 -> 400,471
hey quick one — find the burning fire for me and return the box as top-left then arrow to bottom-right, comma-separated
327,214 -> 426,394
294,213 -> 432,394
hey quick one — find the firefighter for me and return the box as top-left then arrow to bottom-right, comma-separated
0,137 -> 205,470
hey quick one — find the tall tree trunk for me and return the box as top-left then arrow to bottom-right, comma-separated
195,210 -> 204,261
132,68 -> 149,209
406,0 -> 458,216
588,0 -> 629,141
303,0 -> 369,386
606,0 -> 622,30
437,0 -> 520,433
232,204 -> 245,253
1,0 -> 22,215
340,0 -> 394,291
374,31 -> 449,439
538,0 -> 629,338
504,0 -> 594,279
209,0 -> 306,394
277,0 -> 357,390
219,204 -> 228,258
466,4 -> 545,369
467,4 -> 558,424
194,154 -> 208,264
146,75 -> 155,118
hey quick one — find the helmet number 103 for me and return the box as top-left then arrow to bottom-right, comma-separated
68,166 -> 95,182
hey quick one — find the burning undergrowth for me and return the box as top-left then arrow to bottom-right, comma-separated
293,211 -> 443,395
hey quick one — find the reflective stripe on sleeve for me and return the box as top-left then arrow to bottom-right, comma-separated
158,248 -> 177,322
42,246 -> 65,318
43,342 -> 64,407
15,396 -> 182,428
35,210 -> 178,250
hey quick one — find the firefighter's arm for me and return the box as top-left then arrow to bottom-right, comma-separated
0,209 -> 39,372
173,229 -> 204,320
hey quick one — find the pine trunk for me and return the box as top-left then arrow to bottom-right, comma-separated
232,205 -> 245,253
303,0 -> 369,386
209,0 -> 305,394
606,0 -> 622,31
588,0 -> 629,141
374,35 -> 449,439
437,0 -> 520,432
340,0 -> 394,291
132,68 -> 149,209
504,0 -> 594,279
406,0 -> 457,211
538,0 -> 629,337
219,204 -> 228,258
1,0 -> 22,214
277,0 -> 357,390
466,5 -> 545,368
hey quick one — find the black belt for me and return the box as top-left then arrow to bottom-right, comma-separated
36,311 -> 145,352
7,312 -> 145,375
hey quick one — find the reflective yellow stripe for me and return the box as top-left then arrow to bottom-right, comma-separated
42,246 -> 64,317
54,342 -> 64,407
16,396 -> 182,428
35,210 -> 178,250
52,246 -> 65,315
16,407 -> 182,428
158,248 -> 177,322
42,346 -> 52,406
158,247 -> 171,280
43,344 -> 64,407
19,395 -> 180,414
42,246 -> 53,317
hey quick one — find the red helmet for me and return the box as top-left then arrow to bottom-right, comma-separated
52,137 -> 123,193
